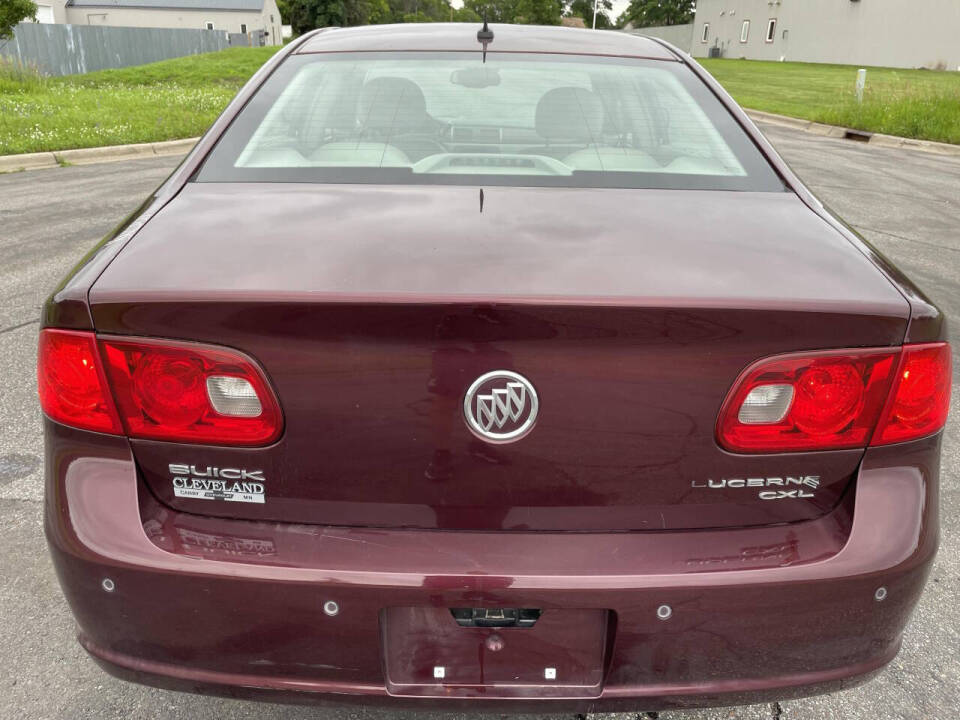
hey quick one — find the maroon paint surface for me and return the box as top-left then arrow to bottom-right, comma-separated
87,185 -> 909,531
45,420 -> 939,709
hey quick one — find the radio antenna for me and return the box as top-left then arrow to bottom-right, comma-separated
477,16 -> 493,63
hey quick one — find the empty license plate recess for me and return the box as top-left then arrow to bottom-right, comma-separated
381,607 -> 610,698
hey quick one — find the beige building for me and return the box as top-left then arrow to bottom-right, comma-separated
35,0 -> 282,45
691,0 -> 960,70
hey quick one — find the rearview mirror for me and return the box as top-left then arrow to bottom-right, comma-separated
450,67 -> 501,89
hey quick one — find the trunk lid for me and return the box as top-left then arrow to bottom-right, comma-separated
89,183 -> 909,531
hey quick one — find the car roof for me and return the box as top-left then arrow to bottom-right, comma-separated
296,23 -> 679,60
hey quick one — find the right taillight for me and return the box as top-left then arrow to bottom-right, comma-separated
873,343 -> 952,446
718,343 -> 951,453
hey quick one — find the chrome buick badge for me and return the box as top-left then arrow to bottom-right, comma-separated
463,370 -> 539,444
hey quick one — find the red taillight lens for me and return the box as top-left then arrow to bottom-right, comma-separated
718,344 -> 952,453
38,329 -> 122,434
99,337 -> 283,446
792,362 -> 866,436
717,348 -> 899,453
873,343 -> 951,445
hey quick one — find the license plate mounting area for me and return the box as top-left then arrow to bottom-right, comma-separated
381,606 -> 610,698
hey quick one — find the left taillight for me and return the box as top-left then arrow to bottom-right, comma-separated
38,329 -> 283,446
38,329 -> 122,434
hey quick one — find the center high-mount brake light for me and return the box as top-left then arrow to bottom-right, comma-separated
717,344 -> 951,453
38,329 -> 283,446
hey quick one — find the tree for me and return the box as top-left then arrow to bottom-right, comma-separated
617,0 -> 693,29
285,0 -> 551,32
463,0 -> 562,24
462,0 -> 519,23
286,0 -> 340,33
451,5 -> 481,22
364,0 -> 391,23
1,0 -> 36,40
565,0 -> 612,29
286,0 -> 391,31
514,0 -> 563,25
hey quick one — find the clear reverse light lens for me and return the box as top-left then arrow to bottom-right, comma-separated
738,384 -> 794,424
206,376 -> 263,417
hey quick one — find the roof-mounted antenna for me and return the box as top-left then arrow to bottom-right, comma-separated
477,16 -> 493,63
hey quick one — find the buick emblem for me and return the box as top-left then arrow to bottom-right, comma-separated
463,370 -> 539,444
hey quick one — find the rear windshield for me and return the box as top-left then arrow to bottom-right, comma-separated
197,52 -> 784,191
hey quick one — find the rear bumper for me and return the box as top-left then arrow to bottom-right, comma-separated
81,637 -> 896,712
45,421 -> 939,711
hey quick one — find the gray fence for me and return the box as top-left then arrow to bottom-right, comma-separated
228,29 -> 267,47
623,24 -> 694,54
0,22 -> 231,76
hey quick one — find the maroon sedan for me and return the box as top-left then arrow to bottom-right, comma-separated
40,23 -> 950,712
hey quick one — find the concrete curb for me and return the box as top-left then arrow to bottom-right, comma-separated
0,137 -> 200,173
151,138 -> 200,157
2,109 -> 959,173
744,109 -> 960,156
0,151 -> 59,173
56,141 -> 156,165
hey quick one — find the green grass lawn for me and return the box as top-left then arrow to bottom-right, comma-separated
700,58 -> 960,145
1,48 -> 959,155
0,47 -> 280,155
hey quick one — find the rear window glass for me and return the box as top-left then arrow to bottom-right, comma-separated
197,52 -> 784,191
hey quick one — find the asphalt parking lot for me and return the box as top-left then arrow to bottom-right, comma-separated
1,120 -> 958,719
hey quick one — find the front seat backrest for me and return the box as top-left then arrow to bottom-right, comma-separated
359,76 -> 430,135
534,87 -> 604,143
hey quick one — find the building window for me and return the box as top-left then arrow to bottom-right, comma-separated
701,23 -> 709,43
765,18 -> 777,43
205,21 -> 214,29
740,20 -> 750,43
35,3 -> 55,23
240,23 -> 247,33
